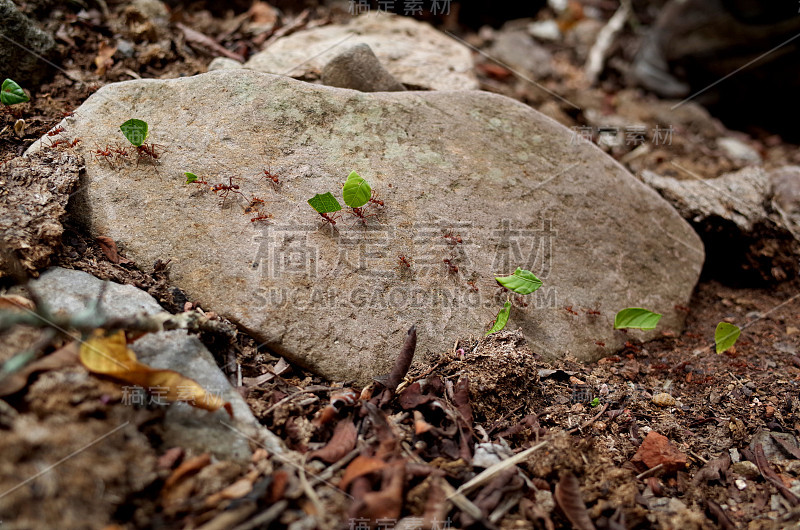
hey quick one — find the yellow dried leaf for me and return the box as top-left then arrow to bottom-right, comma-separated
79,330 -> 232,415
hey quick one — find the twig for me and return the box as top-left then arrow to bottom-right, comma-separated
231,500 -> 288,530
585,0 -> 632,85
299,454 -> 326,518
454,440 -> 549,497
569,403 -> 609,433
635,463 -> 663,480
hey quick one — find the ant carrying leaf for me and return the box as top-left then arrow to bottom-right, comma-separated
308,192 -> 343,228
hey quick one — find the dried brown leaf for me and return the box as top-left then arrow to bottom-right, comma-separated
351,461 -> 405,523
79,330 -> 232,415
0,340 -> 79,396
96,236 -> 131,264
94,41 -> 116,76
453,375 -> 473,426
339,456 -> 388,491
308,419 -> 357,464
692,454 -> 730,485
753,442 -> 800,506
554,472 -> 595,530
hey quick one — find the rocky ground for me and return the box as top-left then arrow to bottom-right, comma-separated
1,1 -> 800,529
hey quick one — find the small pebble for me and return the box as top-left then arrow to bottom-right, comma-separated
735,479 -> 747,491
652,393 -> 676,406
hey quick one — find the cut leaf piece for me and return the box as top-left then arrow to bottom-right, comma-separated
185,172 -> 198,184
308,192 -> 342,214
495,268 -> 542,295
342,171 -> 371,208
120,118 -> 149,146
614,308 -> 662,330
79,330 -> 232,415
1,79 -> 29,105
715,322 -> 741,354
486,301 -> 511,336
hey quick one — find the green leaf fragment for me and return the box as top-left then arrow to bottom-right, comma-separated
486,301 -> 511,336
185,172 -> 198,184
714,322 -> 741,354
342,171 -> 371,208
120,119 -> 149,146
613,308 -> 662,330
495,268 -> 542,295
308,192 -> 342,214
1,79 -> 29,105
589,397 -> 600,407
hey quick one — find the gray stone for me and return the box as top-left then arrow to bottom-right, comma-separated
717,137 -> 762,164
527,20 -> 561,41
489,29 -> 552,79
770,166 -> 800,239
730,461 -> 759,479
0,0 -> 56,85
245,13 -> 477,91
116,39 -> 136,58
321,43 -> 406,92
750,430 -> 799,462
23,267 -> 284,461
208,57 -> 243,72
30,70 -> 703,383
26,267 -> 164,318
132,330 -> 265,461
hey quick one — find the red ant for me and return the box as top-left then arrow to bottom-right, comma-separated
595,341 -> 606,347
514,295 -> 528,307
48,139 -> 69,149
585,308 -> 601,315
369,190 -> 384,207
47,126 -> 65,137
261,167 -> 280,188
134,143 -> 164,167
318,211 -> 341,229
250,213 -> 273,223
348,206 -> 377,226
443,258 -> 459,274
61,110 -> 74,118
444,231 -> 463,245
244,196 -> 267,214
211,177 -> 242,200
91,144 -> 117,166
398,255 -> 412,268
466,280 -> 479,292
565,306 -> 579,316
110,144 -> 129,160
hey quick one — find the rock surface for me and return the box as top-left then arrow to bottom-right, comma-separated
641,167 -> 799,283
0,0 -> 57,85
32,70 -> 703,383
321,43 -> 406,92
0,151 -> 83,278
24,267 -> 284,461
245,13 -> 478,91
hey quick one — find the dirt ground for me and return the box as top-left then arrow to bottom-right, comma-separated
1,1 -> 800,529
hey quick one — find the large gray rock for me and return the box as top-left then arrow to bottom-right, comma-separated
245,13 -> 478,91
24,267 -> 284,461
31,70 -> 703,383
0,0 -> 56,85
